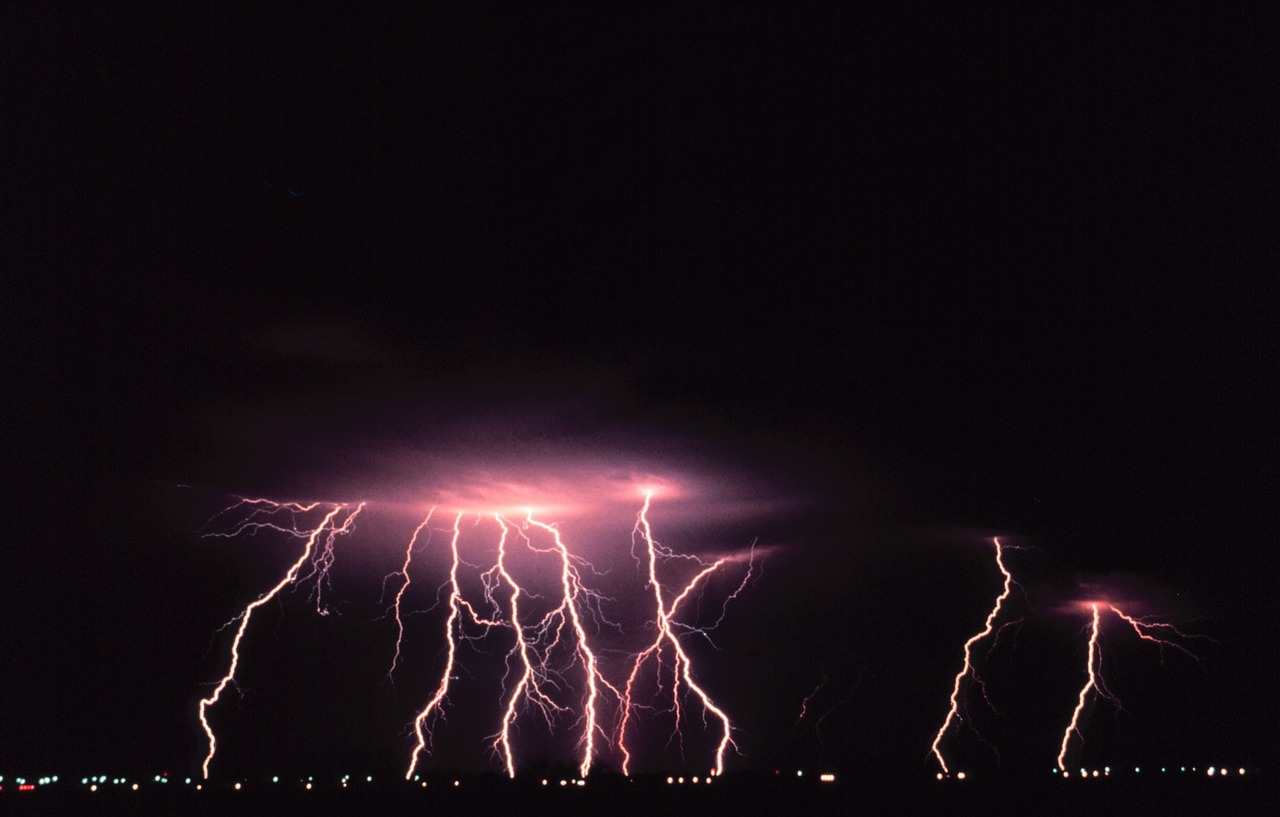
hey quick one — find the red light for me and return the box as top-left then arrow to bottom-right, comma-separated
18,784 -> 36,792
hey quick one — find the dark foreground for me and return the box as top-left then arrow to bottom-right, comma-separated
2,773 -> 1270,817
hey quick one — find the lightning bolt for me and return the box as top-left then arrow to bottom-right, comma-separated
386,510 -> 435,681
197,500 -> 365,779
796,672 -> 829,726
1107,605 -> 1203,662
523,512 -> 624,778
200,492 -> 756,779
930,536 -> 1018,776
488,514 -> 569,778
406,513 -> 470,779
1057,602 -> 1108,774
1056,601 -> 1199,773
616,491 -> 745,777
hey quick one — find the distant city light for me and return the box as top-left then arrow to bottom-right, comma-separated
819,773 -> 836,783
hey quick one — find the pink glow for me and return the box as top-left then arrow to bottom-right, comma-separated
199,489 -> 760,778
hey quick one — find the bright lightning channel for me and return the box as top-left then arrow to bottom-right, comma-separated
197,500 -> 365,779
198,492 -> 756,779
930,537 -> 1018,776
1056,602 -> 1197,772
617,491 -> 750,776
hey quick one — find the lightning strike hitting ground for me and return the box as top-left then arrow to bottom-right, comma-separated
616,491 -> 749,777
1056,601 -> 1198,773
488,516 -> 569,778
197,500 -> 365,779
930,537 -> 1019,776
198,489 -> 758,779
523,513 -> 625,778
406,513 -> 472,779
1057,602 -> 1109,774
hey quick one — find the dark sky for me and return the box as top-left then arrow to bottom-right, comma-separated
5,4 -> 1276,784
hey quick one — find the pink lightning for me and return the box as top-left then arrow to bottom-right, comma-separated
198,487 -> 758,779
1056,600 -> 1199,773
930,536 -> 1018,776
197,500 -> 365,779
488,515 -> 569,778
617,490 -> 746,777
386,510 -> 435,681
1057,602 -> 1109,773
524,512 -> 624,778
405,513 -> 469,779
797,672 -> 829,725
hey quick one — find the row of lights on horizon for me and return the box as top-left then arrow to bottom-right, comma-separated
935,765 -> 1251,782
1054,765 -> 1247,778
1,770 -> 840,792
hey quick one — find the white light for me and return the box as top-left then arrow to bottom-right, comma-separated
453,780 -> 459,787
272,776 -> 279,783
1091,770 -> 1099,778
366,776 -> 373,782
796,770 -> 804,777
819,773 -> 836,783
541,779 -> 548,786
678,777 -> 685,784
306,782 -> 313,791
562,779 -> 569,787
195,784 -> 202,791
577,780 -> 586,787
1239,768 -> 1247,776
666,777 -> 673,785
692,776 -> 700,784
90,784 -> 98,792
234,782 -> 242,791
131,783 -> 139,791
936,772 -> 944,780
956,772 -> 966,780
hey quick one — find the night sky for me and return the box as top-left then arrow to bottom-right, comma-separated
5,4 -> 1276,786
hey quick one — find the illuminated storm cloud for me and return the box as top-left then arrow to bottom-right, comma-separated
195,453 -> 771,780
